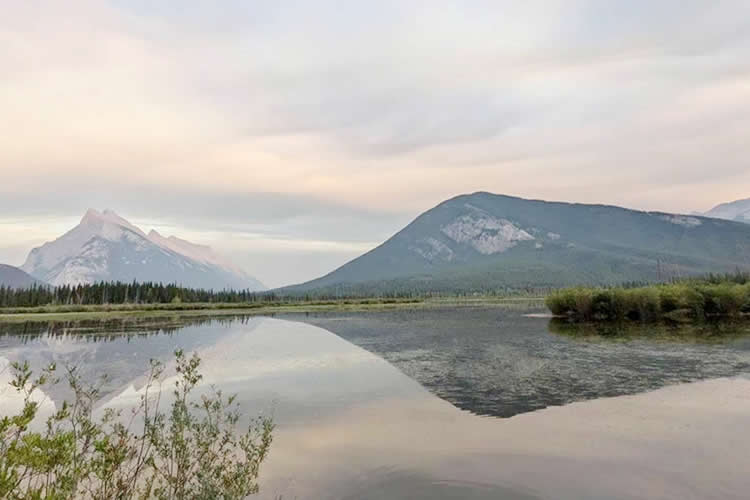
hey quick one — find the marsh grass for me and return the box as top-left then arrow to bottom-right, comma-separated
0,297 -> 423,315
546,279 -> 750,322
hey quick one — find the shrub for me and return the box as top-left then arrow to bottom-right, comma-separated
545,290 -> 576,316
677,286 -> 705,318
571,288 -> 595,321
659,286 -> 681,313
0,350 -> 273,499
635,287 -> 661,321
610,288 -> 633,321
591,290 -> 614,319
742,283 -> 750,314
618,288 -> 644,321
706,283 -> 748,316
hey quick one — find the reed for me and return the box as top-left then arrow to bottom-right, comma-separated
546,279 -> 750,322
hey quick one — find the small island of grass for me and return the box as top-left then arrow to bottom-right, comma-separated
546,274 -> 750,323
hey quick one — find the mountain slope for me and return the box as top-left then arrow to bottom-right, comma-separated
21,209 -> 265,290
705,198 -> 750,223
0,264 -> 42,289
285,192 -> 750,293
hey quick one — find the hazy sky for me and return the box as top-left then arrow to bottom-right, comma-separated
2,1 -> 750,287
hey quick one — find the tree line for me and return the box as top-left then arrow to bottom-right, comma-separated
0,281 -> 272,308
0,280 -> 434,308
9,272 -> 740,309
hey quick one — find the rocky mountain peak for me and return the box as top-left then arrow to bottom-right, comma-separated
21,210 -> 265,290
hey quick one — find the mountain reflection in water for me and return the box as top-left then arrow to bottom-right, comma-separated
1,310 -> 749,499
285,306 -> 750,417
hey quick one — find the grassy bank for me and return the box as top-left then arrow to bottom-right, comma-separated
0,296 -> 544,322
546,281 -> 750,322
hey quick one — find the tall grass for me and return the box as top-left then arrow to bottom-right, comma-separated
546,280 -> 750,322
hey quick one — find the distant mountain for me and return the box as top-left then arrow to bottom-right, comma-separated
705,198 -> 750,223
0,264 -> 42,289
21,209 -> 265,290
285,192 -> 750,294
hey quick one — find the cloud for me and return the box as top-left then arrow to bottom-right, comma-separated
1,1 -> 750,284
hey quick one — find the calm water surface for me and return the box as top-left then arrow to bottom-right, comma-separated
1,306 -> 749,499
285,306 -> 750,416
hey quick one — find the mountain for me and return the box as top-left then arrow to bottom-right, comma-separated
0,264 -> 42,289
21,209 -> 265,290
284,192 -> 750,294
704,198 -> 750,223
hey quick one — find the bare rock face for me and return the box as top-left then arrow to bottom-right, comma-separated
440,205 -> 534,255
659,214 -> 702,228
21,209 -> 265,291
410,237 -> 455,263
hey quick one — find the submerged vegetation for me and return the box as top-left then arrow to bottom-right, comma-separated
549,318 -> 750,343
0,350 -> 273,499
546,273 -> 750,322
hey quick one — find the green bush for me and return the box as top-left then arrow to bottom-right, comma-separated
545,290 -> 576,316
0,350 -> 273,499
591,290 -> 614,319
702,283 -> 748,316
610,288 -> 633,321
678,286 -> 705,318
572,288 -> 595,320
659,286 -> 681,313
635,287 -> 661,321
742,283 -> 750,314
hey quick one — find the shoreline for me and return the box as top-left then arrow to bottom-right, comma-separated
0,297 -> 545,322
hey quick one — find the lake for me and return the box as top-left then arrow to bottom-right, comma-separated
2,305 -> 750,499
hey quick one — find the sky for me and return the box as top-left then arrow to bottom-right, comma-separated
2,1 -> 750,287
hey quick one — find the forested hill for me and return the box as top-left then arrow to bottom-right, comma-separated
283,192 -> 750,295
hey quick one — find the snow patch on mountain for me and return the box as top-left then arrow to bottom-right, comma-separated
83,209 -> 147,238
410,237 -> 455,262
22,209 -> 147,275
441,210 -> 534,255
659,214 -> 702,228
47,240 -> 109,286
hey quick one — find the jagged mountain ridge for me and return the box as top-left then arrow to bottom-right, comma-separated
0,264 -> 42,289
21,209 -> 265,290
284,192 -> 750,293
